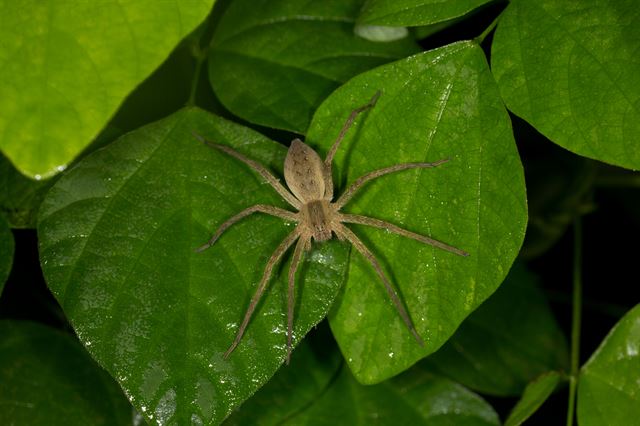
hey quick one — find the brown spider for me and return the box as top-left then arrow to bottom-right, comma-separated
194,92 -> 468,364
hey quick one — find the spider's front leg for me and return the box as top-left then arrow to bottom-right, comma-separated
195,204 -> 297,252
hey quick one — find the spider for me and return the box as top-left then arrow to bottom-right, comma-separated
194,91 -> 468,364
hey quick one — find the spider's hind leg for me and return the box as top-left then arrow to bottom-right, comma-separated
334,223 -> 424,346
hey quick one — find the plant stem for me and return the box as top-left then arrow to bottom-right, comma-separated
475,12 -> 502,44
566,216 -> 583,426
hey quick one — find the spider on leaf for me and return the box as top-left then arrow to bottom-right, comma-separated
194,91 -> 468,364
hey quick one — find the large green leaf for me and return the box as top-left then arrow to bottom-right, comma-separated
504,371 -> 563,426
0,0 -> 214,178
0,215 -> 13,293
230,335 -> 500,425
578,304 -> 640,425
492,0 -> 640,170
306,41 -> 527,383
358,0 -> 493,26
0,320 -> 132,425
423,263 -> 569,396
208,0 -> 419,134
38,108 -> 350,425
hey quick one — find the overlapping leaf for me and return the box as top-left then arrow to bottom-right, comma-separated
0,0 -> 214,178
492,0 -> 640,170
424,263 -> 568,396
0,321 -> 132,425
505,371 -> 563,426
208,0 -> 419,134
578,304 -> 640,425
38,108 -> 350,425
358,0 -> 494,26
306,41 -> 527,383
0,215 -> 13,293
230,336 -> 499,425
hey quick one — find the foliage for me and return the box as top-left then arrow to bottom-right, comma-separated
1,0 -> 639,425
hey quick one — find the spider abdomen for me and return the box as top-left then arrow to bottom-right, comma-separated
301,199 -> 334,242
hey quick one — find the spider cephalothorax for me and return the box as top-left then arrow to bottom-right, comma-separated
194,92 -> 468,363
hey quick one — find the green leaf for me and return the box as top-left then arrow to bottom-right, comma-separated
491,0 -> 640,170
504,371 -> 563,426
358,0 -> 494,26
0,215 -> 13,293
224,326 -> 342,425
231,334 -> 499,425
423,263 -> 569,396
0,320 -> 133,426
290,363 -> 500,425
208,0 -> 419,133
0,0 -> 214,178
0,152 -> 54,228
578,304 -> 640,426
38,107 -> 350,425
306,41 -> 527,383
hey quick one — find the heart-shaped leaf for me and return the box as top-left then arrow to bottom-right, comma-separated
230,333 -> 500,425
306,41 -> 527,383
38,108 -> 350,424
0,0 -> 214,178
0,320 -> 133,425
0,215 -> 13,292
491,0 -> 640,170
504,371 -> 563,426
424,263 -> 569,396
208,0 -> 419,134
358,0 -> 494,26
578,304 -> 640,425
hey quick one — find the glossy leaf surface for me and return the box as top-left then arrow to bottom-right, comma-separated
0,320 -> 132,425
0,0 -> 214,178
0,215 -> 13,293
578,304 -> 640,425
504,371 -> 563,426
492,0 -> 640,170
358,0 -> 493,26
208,0 -> 419,133
307,41 -> 527,383
38,108 -> 350,424
424,263 -> 568,396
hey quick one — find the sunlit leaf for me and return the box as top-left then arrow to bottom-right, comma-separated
0,0 -> 214,178
307,41 -> 527,383
492,0 -> 640,170
38,108 -> 349,424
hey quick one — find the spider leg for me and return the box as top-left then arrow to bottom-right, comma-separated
193,132 -> 302,209
195,205 -> 298,253
335,160 -> 449,209
286,236 -> 309,364
339,214 -> 468,257
323,91 -> 381,200
224,228 -> 301,360
334,223 -> 424,346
